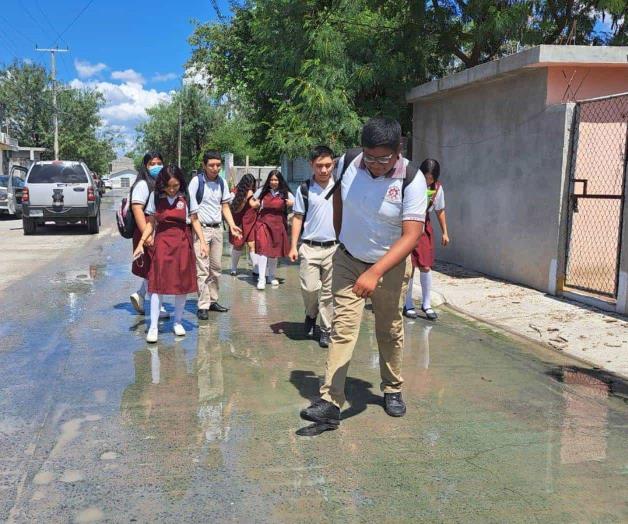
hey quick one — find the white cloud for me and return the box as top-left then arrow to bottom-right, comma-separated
152,72 -> 178,83
75,59 -> 107,78
111,69 -> 145,85
183,65 -> 211,88
70,78 -> 170,129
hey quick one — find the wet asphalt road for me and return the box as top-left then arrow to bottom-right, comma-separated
1,197 -> 627,523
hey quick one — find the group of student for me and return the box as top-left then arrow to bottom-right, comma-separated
126,116 -> 449,433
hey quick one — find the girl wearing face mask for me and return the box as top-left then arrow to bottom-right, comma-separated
130,152 -> 169,318
250,170 -> 294,290
133,165 -> 209,343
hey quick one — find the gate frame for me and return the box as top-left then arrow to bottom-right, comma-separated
562,92 -> 628,302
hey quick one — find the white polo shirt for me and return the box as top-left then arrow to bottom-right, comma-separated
188,174 -> 232,225
338,153 -> 427,263
145,192 -> 199,217
293,179 -> 336,242
131,179 -> 151,206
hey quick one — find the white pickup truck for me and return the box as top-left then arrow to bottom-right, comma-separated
21,161 -> 101,235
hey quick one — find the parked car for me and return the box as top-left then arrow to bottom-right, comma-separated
0,165 -> 27,217
102,176 -> 113,190
21,161 -> 101,235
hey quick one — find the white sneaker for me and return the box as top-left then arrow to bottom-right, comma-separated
257,280 -> 266,290
146,327 -> 158,343
159,307 -> 170,319
130,293 -> 145,315
269,278 -> 279,286
173,323 -> 186,337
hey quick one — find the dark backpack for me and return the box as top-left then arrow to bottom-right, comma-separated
116,185 -> 137,239
325,147 -> 420,201
195,173 -> 226,204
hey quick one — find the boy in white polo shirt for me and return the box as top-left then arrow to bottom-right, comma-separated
289,145 -> 338,349
189,150 -> 242,320
300,117 -> 427,431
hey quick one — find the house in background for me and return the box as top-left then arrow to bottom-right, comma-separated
108,156 -> 138,189
407,45 -> 628,314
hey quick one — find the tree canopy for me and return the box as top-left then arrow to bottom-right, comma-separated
0,61 -> 117,174
187,0 -> 626,161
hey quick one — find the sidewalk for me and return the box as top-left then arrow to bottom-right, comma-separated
413,261 -> 628,378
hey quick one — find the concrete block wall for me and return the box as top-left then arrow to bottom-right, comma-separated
412,67 -> 573,293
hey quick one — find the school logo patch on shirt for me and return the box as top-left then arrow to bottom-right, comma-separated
176,201 -> 185,210
385,185 -> 402,204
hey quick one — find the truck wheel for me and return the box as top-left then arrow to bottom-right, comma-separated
87,215 -> 99,234
23,217 -> 36,235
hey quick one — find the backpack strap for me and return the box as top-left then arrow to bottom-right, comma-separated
195,173 -> 205,205
299,180 -> 310,218
324,147 -> 361,201
402,161 -> 420,199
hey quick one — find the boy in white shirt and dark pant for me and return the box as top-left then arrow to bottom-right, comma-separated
300,118 -> 427,432
289,146 -> 338,349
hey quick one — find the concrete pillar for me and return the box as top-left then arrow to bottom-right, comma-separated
616,171 -> 628,315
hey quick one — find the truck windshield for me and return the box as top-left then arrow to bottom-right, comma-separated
28,164 -> 88,184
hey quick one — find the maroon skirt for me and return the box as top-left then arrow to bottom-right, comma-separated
411,218 -> 434,269
230,205 -> 258,248
148,223 -> 198,295
255,213 -> 289,258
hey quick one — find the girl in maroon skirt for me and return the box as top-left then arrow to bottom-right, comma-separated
404,159 -> 450,321
229,173 -> 258,276
251,170 -> 294,290
133,165 -> 209,343
129,151 -> 168,317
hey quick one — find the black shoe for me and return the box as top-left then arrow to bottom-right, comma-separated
304,315 -> 316,337
422,307 -> 438,321
197,309 -> 209,320
384,392 -> 406,417
319,331 -> 330,348
403,306 -> 418,319
209,302 -> 229,312
300,399 -> 340,426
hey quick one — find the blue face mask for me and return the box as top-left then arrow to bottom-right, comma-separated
148,165 -> 162,178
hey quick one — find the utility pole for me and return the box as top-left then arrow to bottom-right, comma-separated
36,46 -> 69,160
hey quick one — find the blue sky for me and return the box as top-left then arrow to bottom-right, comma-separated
0,0 -> 230,149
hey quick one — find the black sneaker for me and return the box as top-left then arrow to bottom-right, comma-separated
197,309 -> 209,320
384,392 -> 406,417
304,315 -> 316,337
300,399 -> 340,426
319,331 -> 330,348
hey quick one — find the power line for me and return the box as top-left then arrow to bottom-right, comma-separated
55,0 -> 97,43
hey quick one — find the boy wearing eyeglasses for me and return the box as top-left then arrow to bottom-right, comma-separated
300,117 -> 427,431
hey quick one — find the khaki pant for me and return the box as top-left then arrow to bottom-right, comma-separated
320,247 -> 411,408
194,225 -> 223,309
299,243 -> 337,333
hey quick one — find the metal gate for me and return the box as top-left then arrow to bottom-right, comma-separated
564,93 -> 628,299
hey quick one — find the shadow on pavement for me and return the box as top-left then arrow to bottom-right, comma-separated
290,370 -> 383,436
270,321 -> 310,341
546,365 -> 628,400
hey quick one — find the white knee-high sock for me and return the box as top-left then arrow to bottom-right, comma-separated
250,252 -> 259,273
149,294 -> 162,331
257,255 -> 268,283
267,257 -> 278,280
420,270 -> 432,310
405,273 -> 415,310
231,248 -> 242,272
174,295 -> 186,324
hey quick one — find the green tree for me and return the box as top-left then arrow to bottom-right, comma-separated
136,85 -> 260,172
187,0 -> 623,160
0,60 -> 116,174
